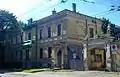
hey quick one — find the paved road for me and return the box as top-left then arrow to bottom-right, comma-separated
0,71 -> 120,77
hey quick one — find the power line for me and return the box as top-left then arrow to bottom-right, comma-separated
97,10 -> 117,17
92,10 -> 110,17
92,5 -> 120,17
17,1 -> 51,18
17,0 -> 68,18
80,0 -> 120,10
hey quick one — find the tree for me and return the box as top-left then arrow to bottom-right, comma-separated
0,10 -> 18,42
101,17 -> 115,37
110,23 -> 115,37
0,10 -> 19,69
18,21 -> 27,29
101,17 -> 110,34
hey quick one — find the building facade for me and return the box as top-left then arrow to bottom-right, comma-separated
4,26 -> 23,68
21,6 -> 104,70
5,3 -> 111,70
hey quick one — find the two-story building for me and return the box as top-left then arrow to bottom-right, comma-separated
21,3 -> 106,70
5,3 -> 111,70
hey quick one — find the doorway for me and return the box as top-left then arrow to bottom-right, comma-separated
57,50 -> 62,68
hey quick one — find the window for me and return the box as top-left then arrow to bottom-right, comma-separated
40,48 -> 43,59
28,32 -> 31,40
40,29 -> 42,40
48,47 -> 52,58
16,36 -> 17,44
21,35 -> 23,43
94,54 -> 102,62
119,36 -> 120,40
26,49 -> 30,60
11,52 -> 13,60
16,51 -> 18,58
20,51 -> 23,60
91,50 -> 95,55
57,24 -> 62,36
89,28 -> 94,38
48,27 -> 51,38
13,37 -> 17,44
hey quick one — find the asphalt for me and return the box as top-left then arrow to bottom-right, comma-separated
0,71 -> 120,77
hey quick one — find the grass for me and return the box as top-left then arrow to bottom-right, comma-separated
22,68 -> 74,73
116,72 -> 120,75
22,68 -> 52,73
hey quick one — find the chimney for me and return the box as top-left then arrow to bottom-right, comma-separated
52,9 -> 56,15
72,3 -> 76,12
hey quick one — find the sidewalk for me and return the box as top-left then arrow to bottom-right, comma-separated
7,72 -> 32,75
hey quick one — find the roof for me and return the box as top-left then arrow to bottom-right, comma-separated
23,9 -> 102,31
36,9 -> 101,24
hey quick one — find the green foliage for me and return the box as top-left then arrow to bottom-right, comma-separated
22,68 -> 74,73
23,68 -> 52,73
0,10 -> 18,31
101,17 -> 110,34
101,17 -> 115,37
110,24 -> 115,37
0,10 -> 19,41
18,21 -> 27,29
112,40 -> 120,46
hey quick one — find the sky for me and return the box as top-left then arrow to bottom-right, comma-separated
0,0 -> 120,25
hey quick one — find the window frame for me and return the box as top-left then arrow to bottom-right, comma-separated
39,29 -> 43,40
57,24 -> 62,36
48,27 -> 51,38
28,32 -> 31,40
48,47 -> 52,58
94,54 -> 102,62
89,28 -> 94,38
40,48 -> 43,59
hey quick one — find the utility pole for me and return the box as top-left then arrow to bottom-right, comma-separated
84,19 -> 88,71
92,17 -> 97,38
94,17 -> 97,37
107,24 -> 114,71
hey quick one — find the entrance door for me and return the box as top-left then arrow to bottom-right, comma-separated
90,49 -> 106,70
57,50 -> 62,68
